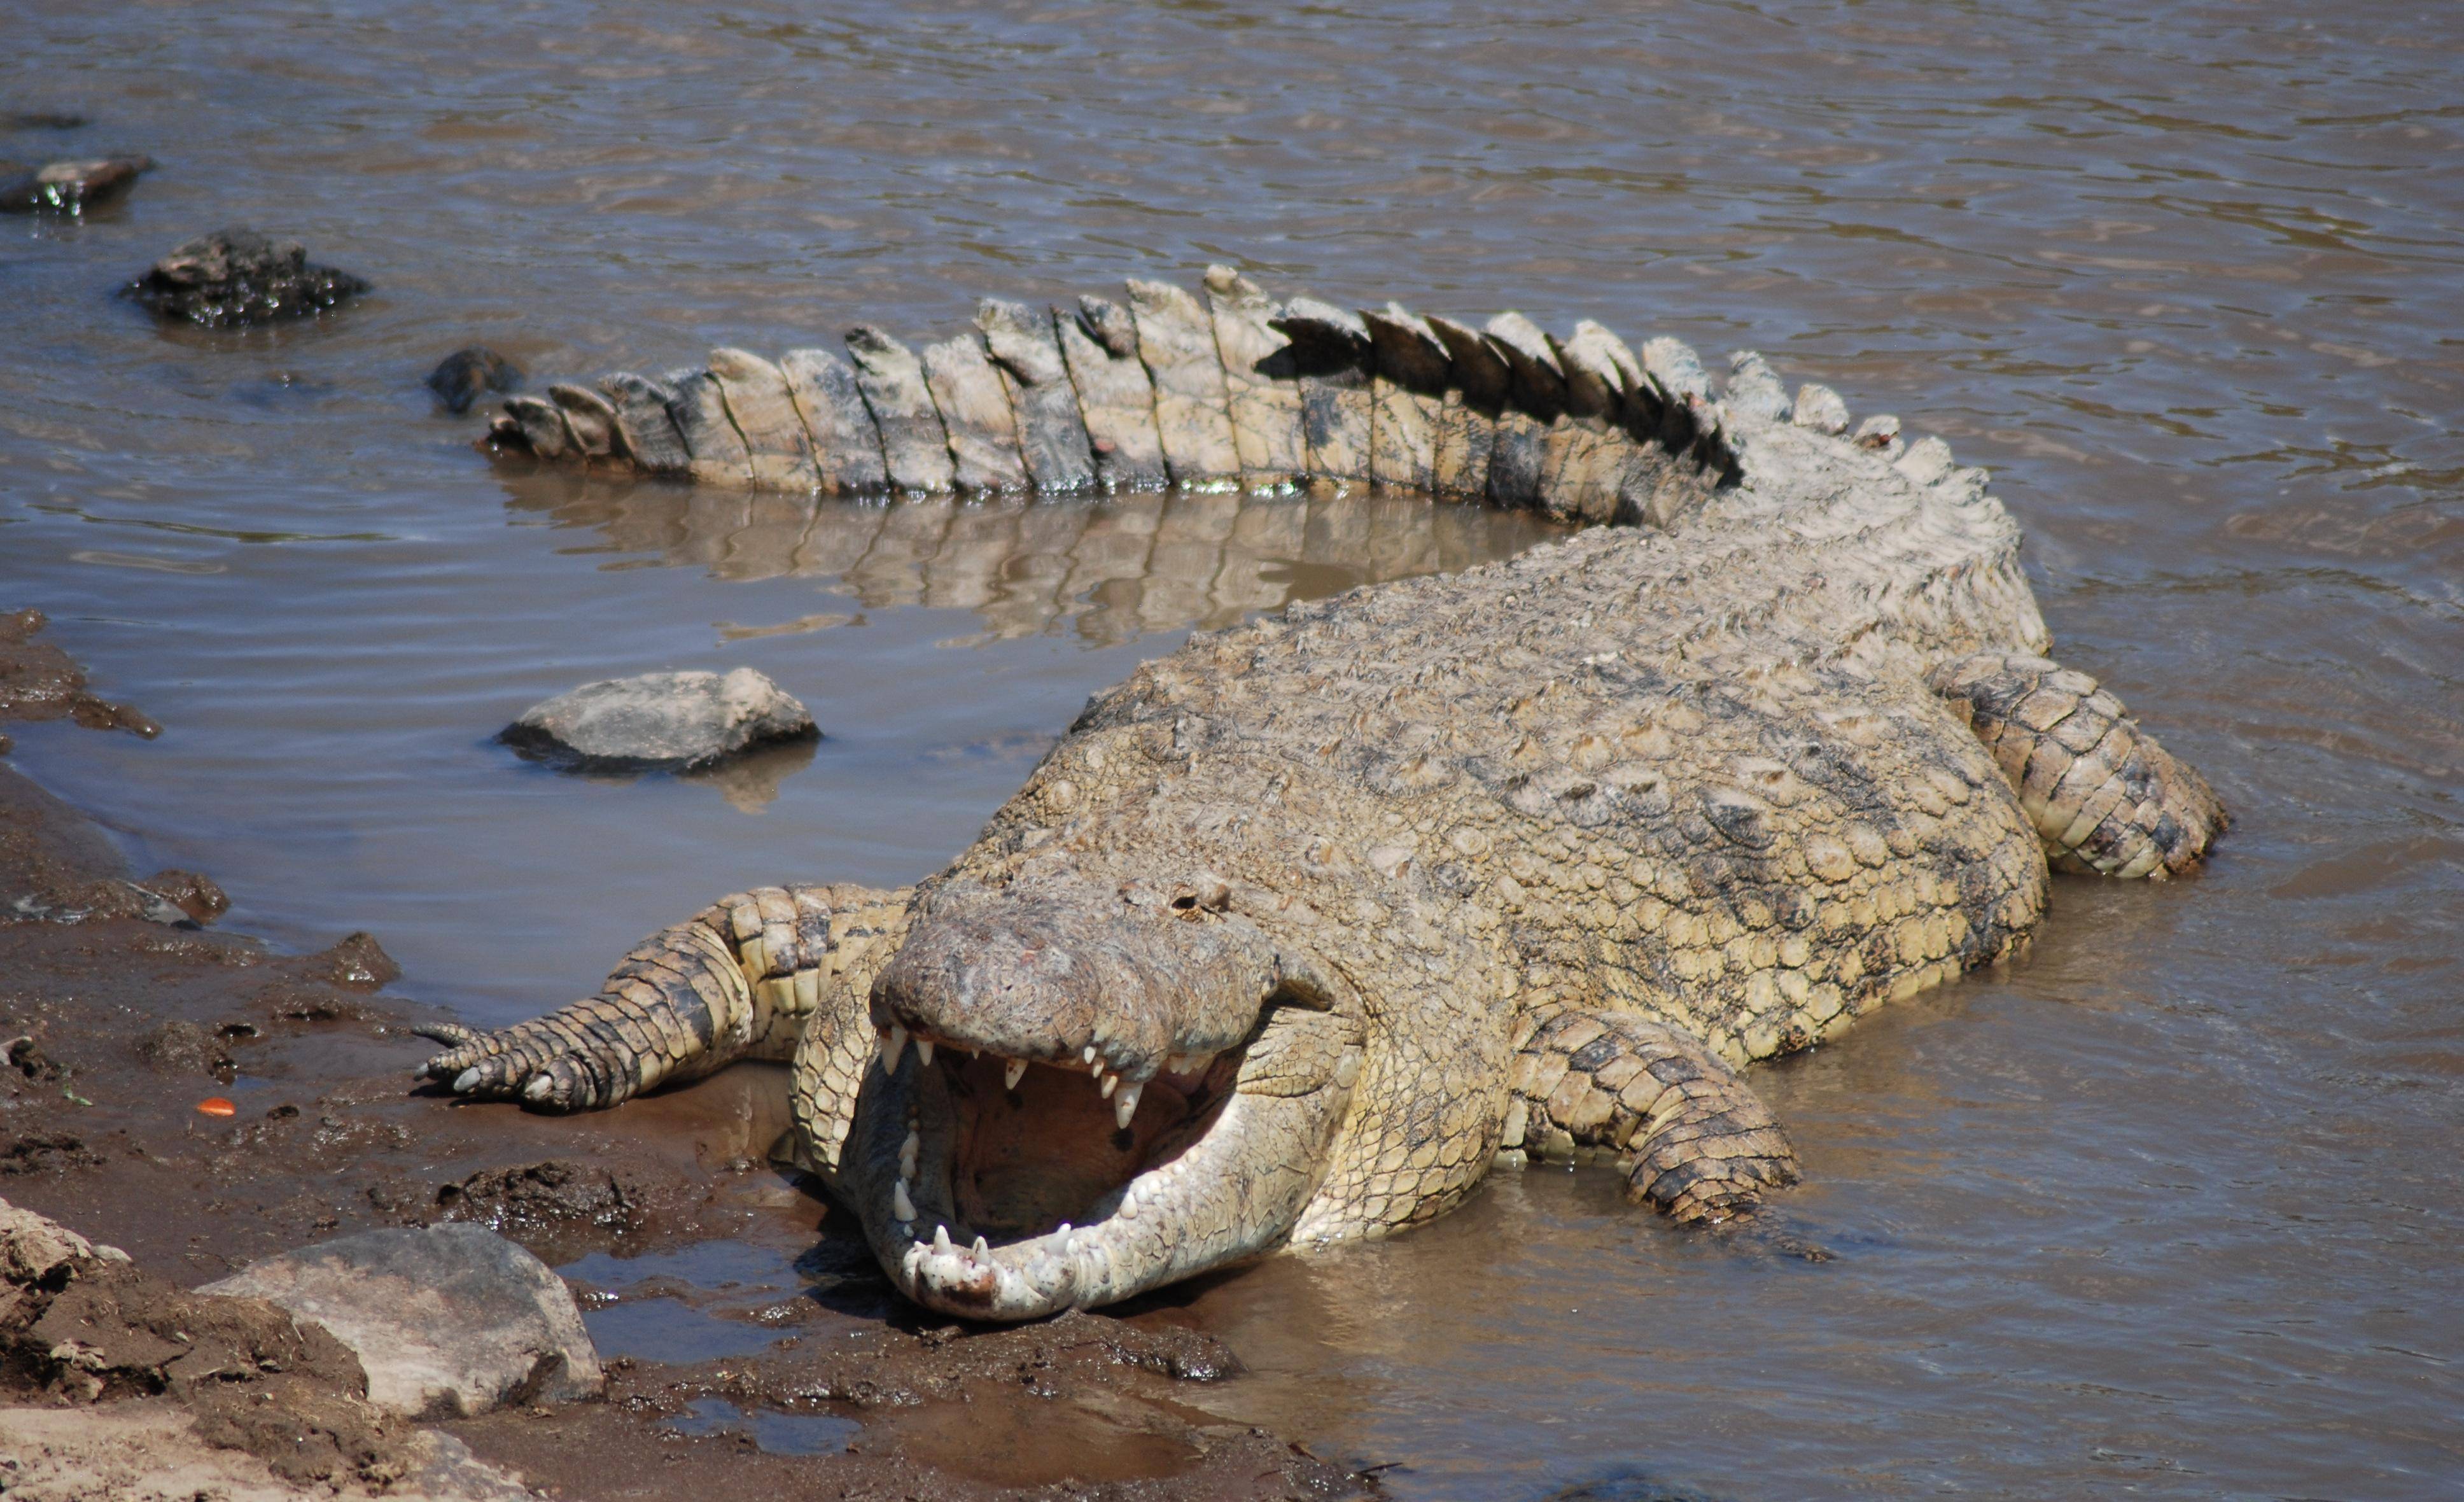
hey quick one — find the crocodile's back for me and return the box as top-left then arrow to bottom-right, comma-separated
1047,415 -> 2052,1071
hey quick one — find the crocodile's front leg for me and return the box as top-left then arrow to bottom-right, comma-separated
417,882 -> 912,1111
1504,1006 -> 1800,1224
1929,653 -> 2227,879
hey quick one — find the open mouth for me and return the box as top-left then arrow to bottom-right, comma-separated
857,1023 -> 1259,1320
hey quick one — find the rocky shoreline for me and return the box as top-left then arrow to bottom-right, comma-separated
0,614 -> 1372,1499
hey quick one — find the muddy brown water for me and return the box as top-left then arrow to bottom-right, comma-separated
5,1 -> 2461,1496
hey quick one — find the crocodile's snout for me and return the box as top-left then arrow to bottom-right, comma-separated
852,872 -> 1359,1319
871,873 -> 1282,1084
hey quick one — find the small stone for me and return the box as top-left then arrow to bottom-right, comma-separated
427,346 -> 522,416
200,1223 -> 603,1419
125,227 -> 368,328
1791,382 -> 1850,435
500,666 -> 816,772
0,155 -> 151,214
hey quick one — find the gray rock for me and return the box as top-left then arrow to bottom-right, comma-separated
0,154 -> 150,214
501,667 -> 815,772
124,227 -> 368,328
200,1224 -> 602,1421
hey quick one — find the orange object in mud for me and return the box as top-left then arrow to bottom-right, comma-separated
196,1097 -> 237,1118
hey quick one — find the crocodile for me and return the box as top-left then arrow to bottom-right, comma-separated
427,270 -> 2225,1321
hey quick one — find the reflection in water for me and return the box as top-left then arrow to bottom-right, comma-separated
507,478 -> 1565,649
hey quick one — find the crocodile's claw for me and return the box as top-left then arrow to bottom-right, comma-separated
416,1013 -> 629,1111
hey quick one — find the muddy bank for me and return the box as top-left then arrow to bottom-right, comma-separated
0,617 -> 1371,1500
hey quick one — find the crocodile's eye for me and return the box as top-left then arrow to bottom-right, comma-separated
1168,878 -> 1232,917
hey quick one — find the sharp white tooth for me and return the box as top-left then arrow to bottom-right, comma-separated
1004,1059 -> 1028,1091
1114,1081 -> 1142,1130
1056,1221 -> 1071,1235
973,1235 -> 990,1259
916,1038 -> 935,1067
899,1128 -> 920,1180
879,1025 -> 908,1072
892,1179 -> 916,1223
934,1223 -> 952,1252
1082,1045 -> 1098,1065
1100,1070 -> 1118,1099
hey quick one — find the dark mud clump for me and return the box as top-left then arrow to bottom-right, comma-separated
125,227 -> 370,327
435,1160 -> 645,1259
0,608 -> 157,739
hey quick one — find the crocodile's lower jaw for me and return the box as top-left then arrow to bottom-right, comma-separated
859,1042 -> 1261,1320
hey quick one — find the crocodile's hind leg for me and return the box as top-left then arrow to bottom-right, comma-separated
417,882 -> 912,1111
1929,653 -> 2226,879
1504,1006 -> 1800,1224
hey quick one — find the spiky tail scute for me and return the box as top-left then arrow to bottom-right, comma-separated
478,269 -> 1763,530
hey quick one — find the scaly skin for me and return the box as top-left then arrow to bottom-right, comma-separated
431,277 -> 2226,1321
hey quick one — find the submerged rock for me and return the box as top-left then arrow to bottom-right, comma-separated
428,346 -> 523,416
500,667 -> 816,772
200,1224 -> 603,1420
125,228 -> 368,328
0,155 -> 151,214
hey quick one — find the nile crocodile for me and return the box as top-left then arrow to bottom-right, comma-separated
427,270 -> 2225,1321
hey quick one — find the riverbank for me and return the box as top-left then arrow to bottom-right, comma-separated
0,611 -> 1370,1500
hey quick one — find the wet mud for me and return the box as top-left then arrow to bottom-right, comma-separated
0,631 -> 1373,1499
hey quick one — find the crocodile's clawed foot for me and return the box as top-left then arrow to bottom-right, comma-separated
414,1013 -> 631,1111
1513,1007 -> 1807,1234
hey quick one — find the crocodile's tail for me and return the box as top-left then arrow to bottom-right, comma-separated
477,269 -> 1889,530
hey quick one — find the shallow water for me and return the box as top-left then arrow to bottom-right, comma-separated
5,1 -> 2460,1496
